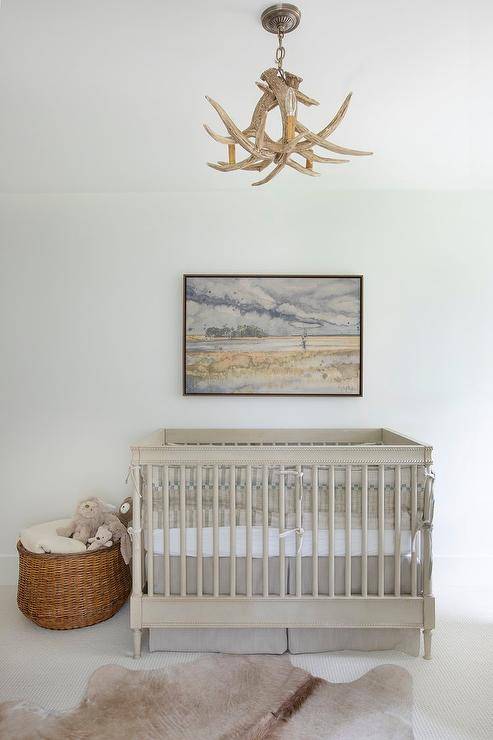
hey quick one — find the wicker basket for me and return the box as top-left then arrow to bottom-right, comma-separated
17,541 -> 131,630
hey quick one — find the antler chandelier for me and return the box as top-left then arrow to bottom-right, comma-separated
205,4 -> 372,186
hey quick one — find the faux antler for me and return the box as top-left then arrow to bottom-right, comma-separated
204,67 -> 372,186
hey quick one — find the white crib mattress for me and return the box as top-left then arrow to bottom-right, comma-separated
152,527 -> 412,558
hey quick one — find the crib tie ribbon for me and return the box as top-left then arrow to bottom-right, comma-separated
127,526 -> 141,542
279,527 -> 305,555
412,469 -> 435,576
126,464 -> 142,498
277,469 -> 304,481
276,468 -> 304,503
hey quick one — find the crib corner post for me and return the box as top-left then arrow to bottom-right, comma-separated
129,461 -> 143,657
130,463 -> 143,596
133,629 -> 142,659
130,593 -> 143,657
423,629 -> 432,660
423,594 -> 435,660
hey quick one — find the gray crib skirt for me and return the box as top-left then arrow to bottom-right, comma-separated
148,626 -> 419,655
149,627 -> 288,654
287,628 -> 420,655
149,555 -> 421,656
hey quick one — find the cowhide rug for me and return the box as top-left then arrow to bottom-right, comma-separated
0,655 -> 413,739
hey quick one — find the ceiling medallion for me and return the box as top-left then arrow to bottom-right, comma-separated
204,4 -> 373,186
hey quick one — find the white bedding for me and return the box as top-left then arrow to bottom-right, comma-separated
152,527 -> 412,558
20,519 -> 87,554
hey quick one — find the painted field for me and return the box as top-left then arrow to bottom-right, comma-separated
185,335 -> 360,394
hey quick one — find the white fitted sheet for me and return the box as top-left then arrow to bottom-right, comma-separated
152,527 -> 412,558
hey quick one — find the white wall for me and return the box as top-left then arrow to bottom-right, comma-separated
1,190 -> 492,581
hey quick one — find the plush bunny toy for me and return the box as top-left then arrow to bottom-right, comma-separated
87,525 -> 113,551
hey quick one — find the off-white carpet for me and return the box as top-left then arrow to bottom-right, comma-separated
0,559 -> 491,739
0,656 -> 413,739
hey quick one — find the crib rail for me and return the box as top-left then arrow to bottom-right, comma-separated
129,430 -> 435,659
138,460 -> 433,601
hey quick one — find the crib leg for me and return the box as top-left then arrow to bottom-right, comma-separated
423,629 -> 432,660
133,629 -> 142,659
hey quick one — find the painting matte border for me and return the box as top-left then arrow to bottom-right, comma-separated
183,274 -> 363,397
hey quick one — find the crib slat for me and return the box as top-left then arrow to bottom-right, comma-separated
378,464 -> 385,597
163,466 -> 170,597
295,465 -> 302,598
411,464 -> 418,597
263,465 -> 269,597
180,465 -> 186,596
279,467 -> 286,598
246,465 -> 253,597
328,465 -> 335,597
361,465 -> 368,598
213,465 -> 219,597
196,465 -> 203,597
146,465 -> 154,597
230,465 -> 236,596
345,465 -> 352,596
394,465 -> 401,596
312,465 -> 318,597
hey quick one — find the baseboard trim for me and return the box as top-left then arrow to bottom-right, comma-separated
0,555 -> 18,586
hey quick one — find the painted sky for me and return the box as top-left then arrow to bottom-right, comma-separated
186,277 -> 361,336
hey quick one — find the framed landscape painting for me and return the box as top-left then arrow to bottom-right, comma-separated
183,274 -> 363,396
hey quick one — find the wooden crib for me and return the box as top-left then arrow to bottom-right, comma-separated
129,428 -> 435,658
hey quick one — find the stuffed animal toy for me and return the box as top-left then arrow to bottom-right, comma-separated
117,496 -> 133,528
104,514 -> 126,539
57,497 -> 108,545
103,513 -> 132,565
87,525 -> 113,551
115,497 -> 133,565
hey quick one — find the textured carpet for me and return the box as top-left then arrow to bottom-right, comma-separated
0,559 -> 492,738
0,655 -> 413,739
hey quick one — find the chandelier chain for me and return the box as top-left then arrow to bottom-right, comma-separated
275,25 -> 286,79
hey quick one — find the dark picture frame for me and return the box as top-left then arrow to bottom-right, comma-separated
183,274 -> 363,397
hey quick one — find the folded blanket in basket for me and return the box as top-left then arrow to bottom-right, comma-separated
20,519 -> 86,554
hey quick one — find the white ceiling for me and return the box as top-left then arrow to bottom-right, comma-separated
0,0 -> 491,192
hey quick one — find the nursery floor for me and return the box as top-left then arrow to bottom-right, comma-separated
0,558 -> 491,740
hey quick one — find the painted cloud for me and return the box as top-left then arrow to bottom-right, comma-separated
186,277 -> 360,336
